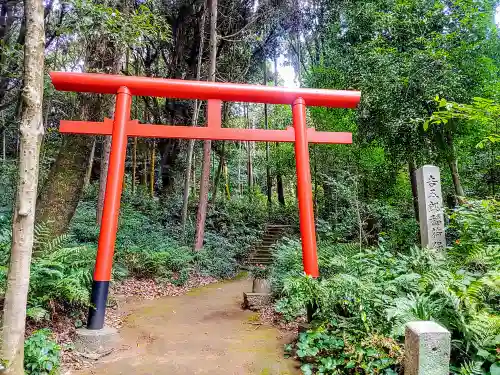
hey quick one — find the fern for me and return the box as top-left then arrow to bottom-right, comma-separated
33,222 -> 71,255
459,361 -> 484,375
465,245 -> 500,271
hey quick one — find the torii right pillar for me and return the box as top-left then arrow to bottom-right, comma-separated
292,98 -> 319,277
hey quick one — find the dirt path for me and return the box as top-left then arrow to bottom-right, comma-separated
74,278 -> 300,375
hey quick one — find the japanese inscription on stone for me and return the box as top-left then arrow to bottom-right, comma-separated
416,165 -> 446,249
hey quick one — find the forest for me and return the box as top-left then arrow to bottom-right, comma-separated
0,0 -> 499,374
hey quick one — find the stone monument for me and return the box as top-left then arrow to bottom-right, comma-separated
416,165 -> 446,249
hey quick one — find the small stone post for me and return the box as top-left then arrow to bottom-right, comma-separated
405,321 -> 451,375
416,165 -> 446,249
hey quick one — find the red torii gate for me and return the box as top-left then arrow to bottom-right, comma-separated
50,72 -> 361,330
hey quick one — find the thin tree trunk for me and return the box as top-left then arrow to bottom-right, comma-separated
132,57 -> 140,194
274,54 -> 285,206
1,0 -> 44,372
194,0 -> 218,250
264,60 -> 271,205
181,1 -> 206,228
191,152 -> 196,196
445,131 -> 465,198
2,127 -> 5,162
246,105 -> 254,192
313,145 -> 318,218
224,161 -> 230,200
409,160 -> 419,220
238,141 -> 242,195
132,137 -> 137,193
84,138 -> 96,189
150,141 -> 155,198
142,145 -> 148,187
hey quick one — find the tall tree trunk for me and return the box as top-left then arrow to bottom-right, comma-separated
264,60 -> 271,205
181,1 -> 207,228
97,136 -> 111,225
408,160 -> 419,220
36,36 -> 118,237
277,174 -> 285,206
36,105 -> 102,237
84,138 -> 96,190
211,142 -> 225,204
1,1 -> 44,372
194,0 -> 218,250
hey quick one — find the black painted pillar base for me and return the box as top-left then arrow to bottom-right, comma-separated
87,280 -> 110,330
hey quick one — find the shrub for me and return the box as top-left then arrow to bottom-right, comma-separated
289,322 -> 402,375
271,200 -> 500,374
120,245 -> 193,285
24,329 -> 61,375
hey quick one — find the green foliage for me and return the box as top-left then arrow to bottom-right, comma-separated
425,96 -> 500,147
0,161 -> 16,212
288,322 -> 402,375
24,329 -> 61,375
249,264 -> 270,279
121,245 -> 193,285
64,0 -> 171,47
272,200 -> 500,373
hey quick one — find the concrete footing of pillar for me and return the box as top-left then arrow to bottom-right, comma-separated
74,326 -> 118,359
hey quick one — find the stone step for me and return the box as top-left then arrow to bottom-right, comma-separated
261,238 -> 279,245
249,254 -> 273,259
248,263 -> 272,266
256,245 -> 273,250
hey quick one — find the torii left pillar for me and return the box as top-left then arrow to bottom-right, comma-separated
88,87 -> 131,329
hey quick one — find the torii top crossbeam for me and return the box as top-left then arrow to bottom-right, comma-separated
50,72 -> 361,331
51,72 -> 360,107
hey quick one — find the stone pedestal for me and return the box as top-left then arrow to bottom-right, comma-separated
252,278 -> 271,293
405,321 -> 450,375
242,292 -> 272,311
74,326 -> 118,359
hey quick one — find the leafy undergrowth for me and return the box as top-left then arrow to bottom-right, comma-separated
0,186 -> 272,374
25,273 -> 219,373
269,200 -> 500,375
